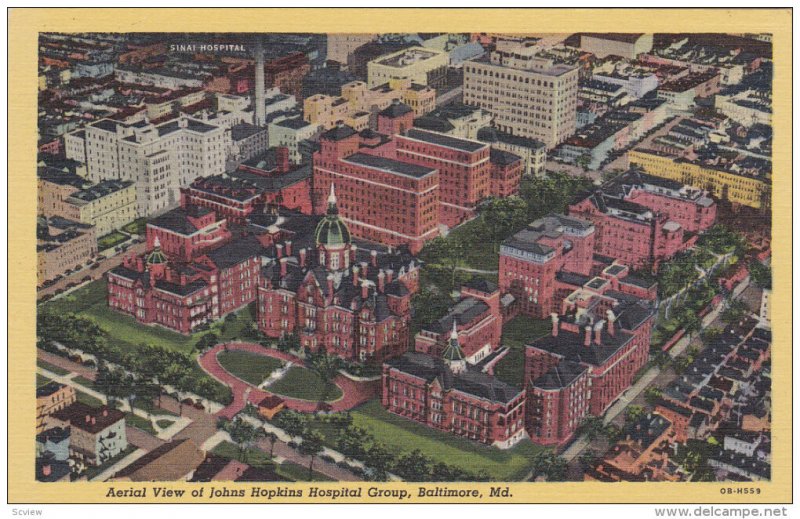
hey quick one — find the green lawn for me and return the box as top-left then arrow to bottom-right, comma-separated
267,366 -> 343,402
121,218 -> 147,236
98,231 -> 129,251
73,375 -> 96,389
125,412 -> 156,434
217,350 -> 284,386
493,316 -> 550,387
41,279 -> 257,357
36,374 -> 53,387
37,359 -> 70,376
75,390 -> 104,408
275,460 -> 335,482
350,400 -> 545,481
211,440 -> 275,469
156,419 -> 175,429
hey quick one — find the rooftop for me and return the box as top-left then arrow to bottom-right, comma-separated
343,152 -> 437,179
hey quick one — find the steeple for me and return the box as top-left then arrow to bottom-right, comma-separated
442,320 -> 467,374
326,183 -> 338,215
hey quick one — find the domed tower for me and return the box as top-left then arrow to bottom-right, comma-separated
314,183 -> 352,272
442,320 -> 467,374
146,236 -> 168,278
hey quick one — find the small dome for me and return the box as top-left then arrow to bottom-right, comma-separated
315,184 -> 351,248
147,237 -> 167,265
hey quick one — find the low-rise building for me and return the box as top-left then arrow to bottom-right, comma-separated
47,402 -> 127,467
36,382 -> 77,434
37,217 -> 97,286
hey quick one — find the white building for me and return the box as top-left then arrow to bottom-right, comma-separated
74,116 -> 230,216
268,117 -> 320,163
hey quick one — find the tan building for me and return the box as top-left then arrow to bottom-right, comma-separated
64,180 -> 137,237
37,217 -> 97,286
579,33 -> 654,60
463,45 -> 579,149
327,33 -> 378,67
305,79 -> 435,131
36,382 -> 77,434
367,46 -> 449,89
38,168 -> 92,218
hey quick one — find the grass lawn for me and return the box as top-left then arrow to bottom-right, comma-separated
36,374 -> 53,387
98,231 -> 129,251
156,419 -> 175,429
121,218 -> 147,235
125,412 -> 156,434
447,217 -> 500,272
212,441 -> 275,469
217,350 -> 284,386
350,400 -> 545,481
493,316 -> 551,387
267,366 -> 343,402
73,375 -> 96,389
40,279 -> 258,356
37,359 -> 70,376
275,460 -> 335,482
76,390 -> 104,408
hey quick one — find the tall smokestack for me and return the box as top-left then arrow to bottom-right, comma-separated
254,38 -> 266,126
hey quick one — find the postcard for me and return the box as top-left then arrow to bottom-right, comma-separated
7,7 -> 792,506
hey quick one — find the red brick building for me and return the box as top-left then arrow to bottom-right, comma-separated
568,169 -> 716,270
415,278 -> 504,365
145,205 -> 231,262
377,100 -> 415,136
265,52 -> 311,100
524,288 -> 655,446
382,330 -> 528,449
499,214 -> 596,319
256,186 -> 420,363
181,148 -> 314,222
489,148 -> 524,198
394,128 -> 492,227
312,125 -> 440,254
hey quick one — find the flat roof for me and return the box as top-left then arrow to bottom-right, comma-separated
402,128 -> 487,153
343,152 -> 437,179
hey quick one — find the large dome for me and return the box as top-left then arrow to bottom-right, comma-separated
146,237 -> 167,265
315,184 -> 351,248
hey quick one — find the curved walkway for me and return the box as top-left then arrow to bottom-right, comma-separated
198,342 -> 379,419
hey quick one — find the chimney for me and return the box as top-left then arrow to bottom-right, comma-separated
276,243 -> 284,259
285,240 -> 293,256
584,326 -> 592,347
352,266 -> 360,286
254,38 -> 266,126
550,313 -> 560,337
276,147 -> 290,173
92,417 -> 96,425
606,309 -> 616,336
103,408 -> 108,417
361,280 -> 369,299
85,415 -> 91,423
42,465 -> 52,477
299,248 -> 307,267
594,320 -> 605,345
385,269 -> 394,283
370,250 -> 378,267
350,244 -> 357,263
327,274 -> 334,296
279,258 -> 287,277
377,270 -> 385,293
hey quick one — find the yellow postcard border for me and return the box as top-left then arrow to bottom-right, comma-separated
8,7 -> 792,504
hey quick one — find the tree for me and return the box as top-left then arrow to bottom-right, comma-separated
227,417 -> 257,463
481,196 -> 528,252
579,449 -> 600,469
420,236 -> 465,290
275,410 -> 308,438
721,299 -> 749,324
578,416 -> 605,441
364,442 -> 395,481
265,431 -> 278,458
393,449 -> 432,482
308,353 -> 342,405
749,261 -> 772,289
529,450 -> 568,482
644,387 -> 663,406
625,405 -> 645,424
195,333 -> 219,353
336,425 -> 371,460
298,429 -> 325,481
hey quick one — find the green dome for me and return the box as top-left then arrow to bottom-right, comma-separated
147,237 -> 167,265
315,184 -> 351,248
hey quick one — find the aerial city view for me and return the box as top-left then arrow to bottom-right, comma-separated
36,31 -> 772,484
